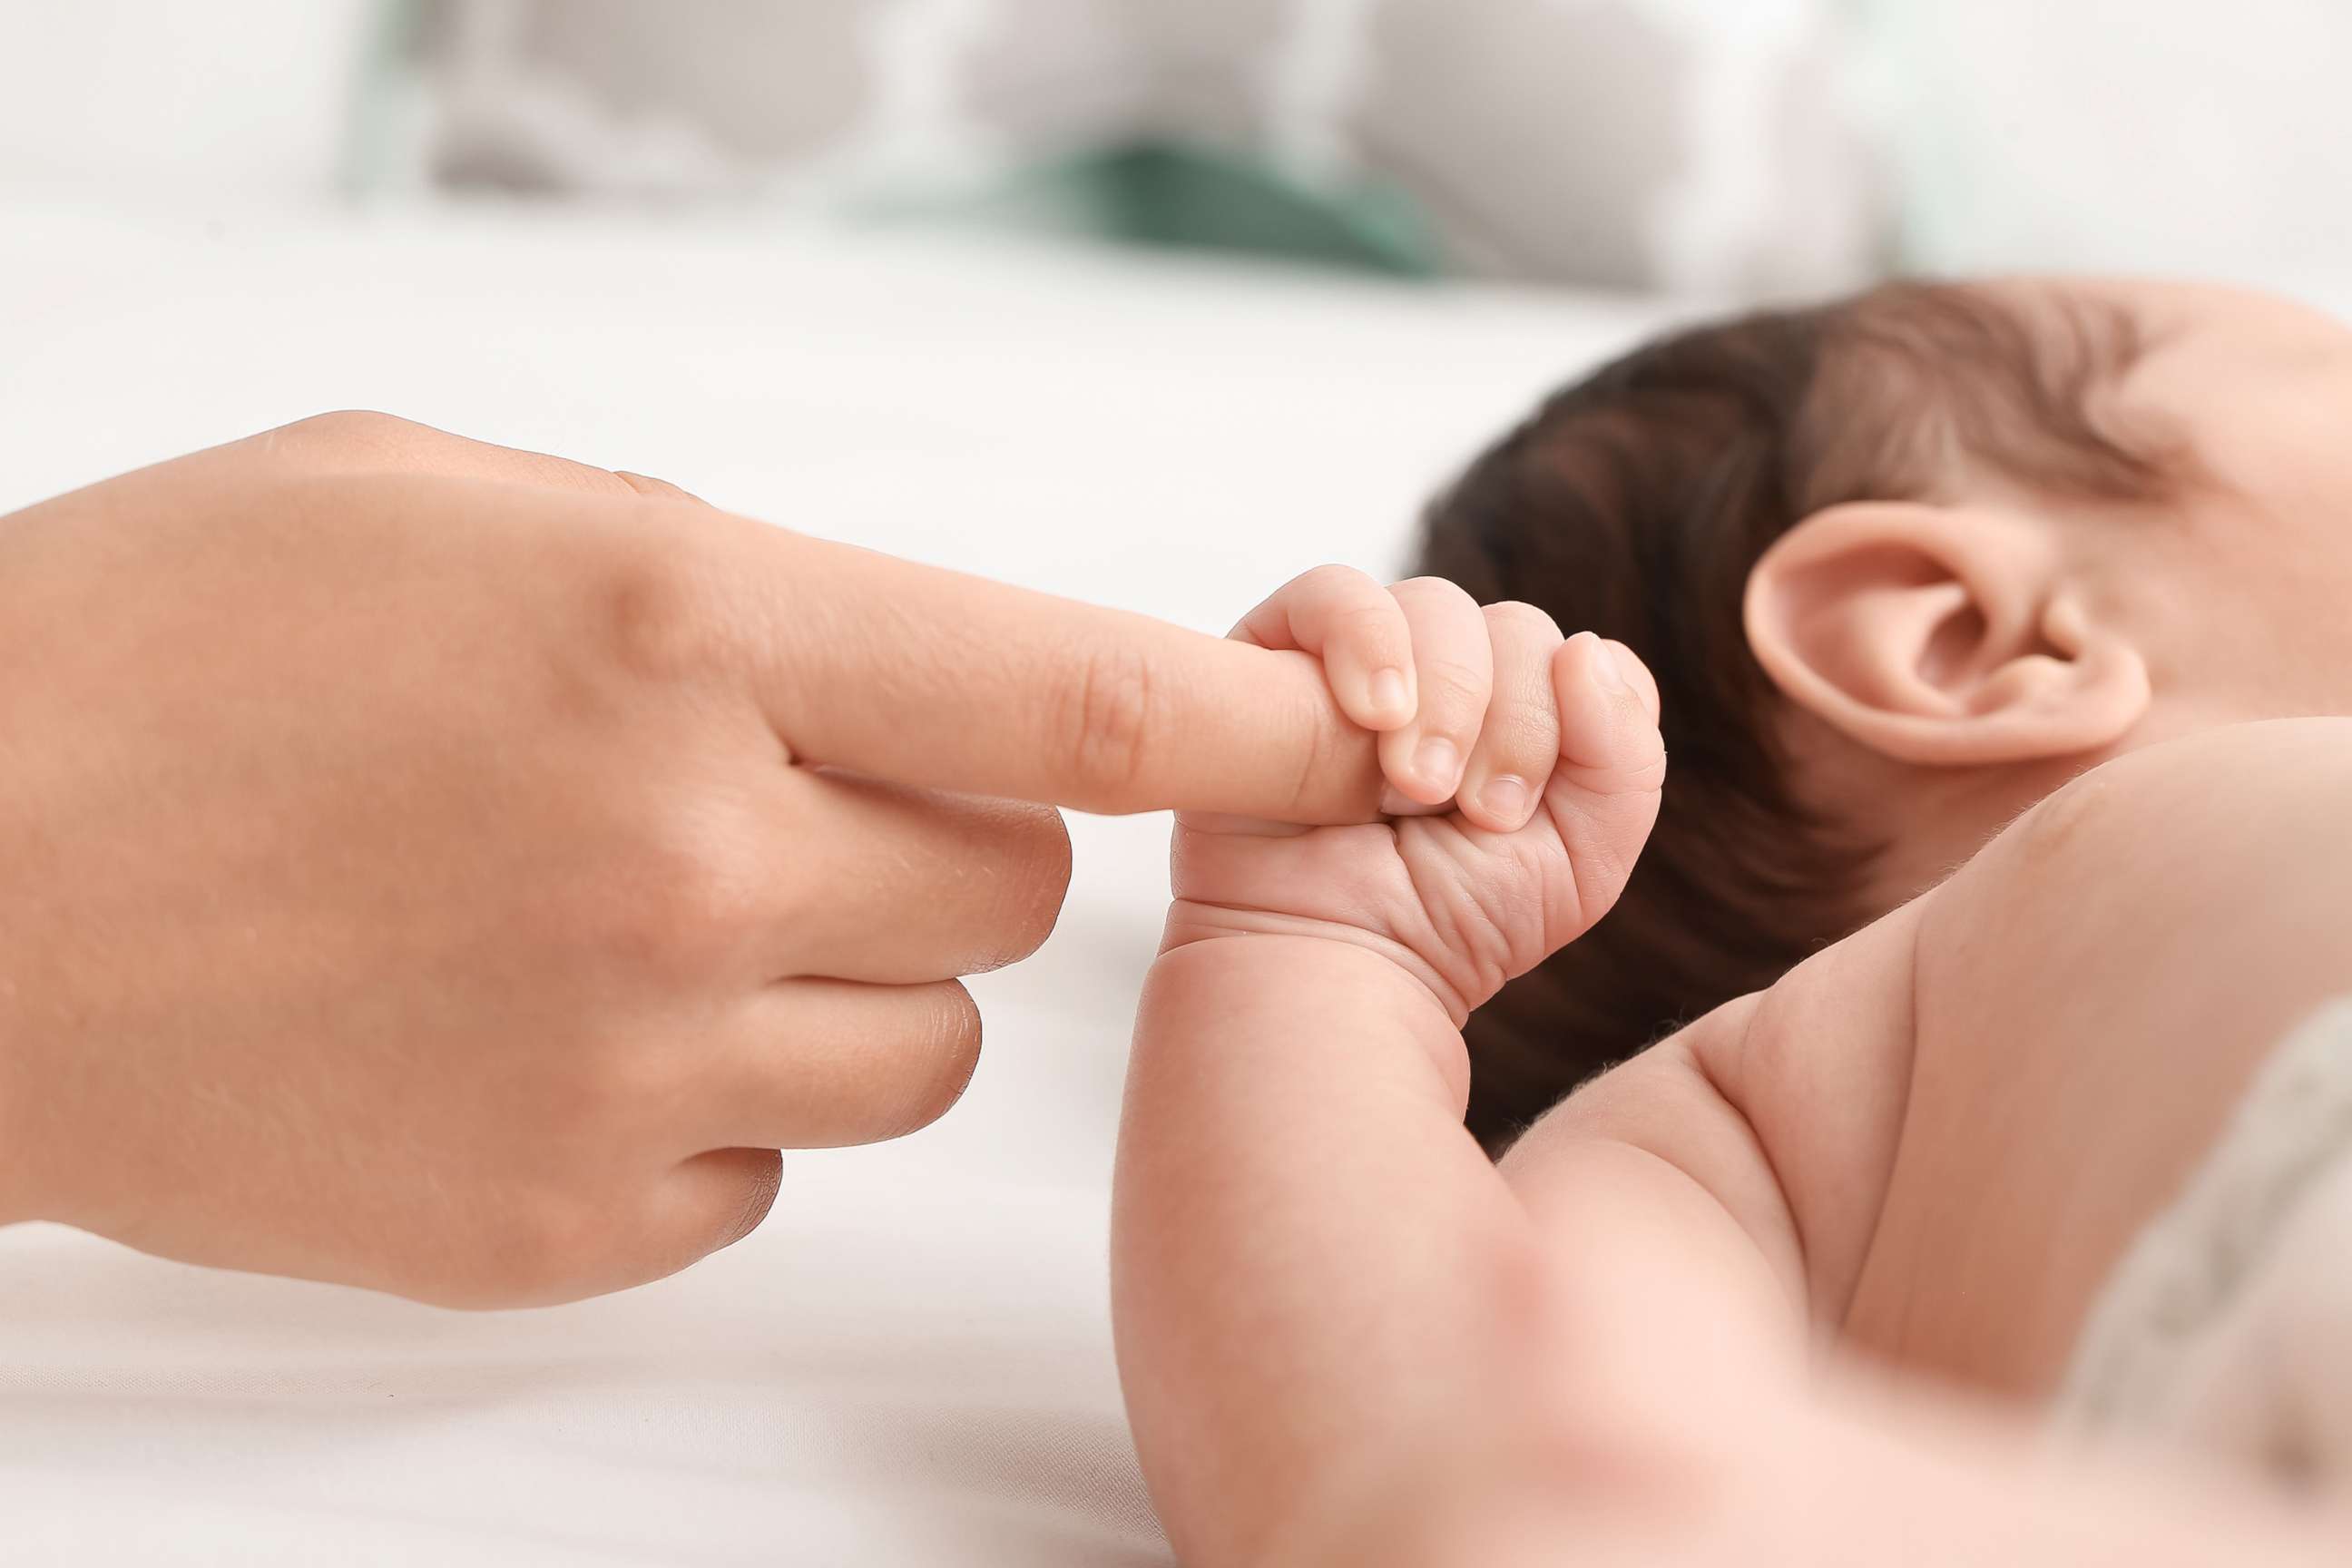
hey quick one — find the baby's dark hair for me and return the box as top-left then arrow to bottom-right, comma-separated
1418,280 -> 2169,1151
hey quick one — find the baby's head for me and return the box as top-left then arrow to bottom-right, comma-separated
1422,279 -> 2352,1146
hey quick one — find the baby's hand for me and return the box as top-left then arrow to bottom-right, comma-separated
1170,567 -> 1664,1022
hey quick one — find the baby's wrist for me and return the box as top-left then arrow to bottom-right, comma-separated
1159,904 -> 1474,1029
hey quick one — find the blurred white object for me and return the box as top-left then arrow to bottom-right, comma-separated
0,1 -> 377,201
2060,998 -> 2352,1493
0,198 -> 1672,1566
410,0 -> 1885,294
1865,0 -> 2352,294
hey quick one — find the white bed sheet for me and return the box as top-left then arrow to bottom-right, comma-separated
0,201 -> 1673,1565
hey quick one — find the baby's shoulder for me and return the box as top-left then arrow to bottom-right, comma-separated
1981,717 -> 2352,877
1845,717 -> 2352,1387
1684,718 -> 2352,1330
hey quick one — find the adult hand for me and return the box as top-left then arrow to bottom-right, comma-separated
0,414 -> 1385,1305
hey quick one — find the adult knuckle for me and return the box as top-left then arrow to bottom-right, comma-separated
612,470 -> 704,505
639,848 -> 760,971
636,1152 -> 785,1285
706,1150 -> 783,1250
1059,642 -> 1161,800
925,981 -> 985,1061
584,1025 -> 692,1125
597,545 -> 732,684
593,802 -> 768,978
263,409 -> 428,466
273,408 -> 409,446
983,804 -> 1073,967
892,984 -> 983,1135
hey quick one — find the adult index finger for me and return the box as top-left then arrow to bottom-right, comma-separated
739,533 -> 1387,821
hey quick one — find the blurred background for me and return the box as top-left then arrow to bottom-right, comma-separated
2,12 -> 2349,1563
2,0 -> 2347,299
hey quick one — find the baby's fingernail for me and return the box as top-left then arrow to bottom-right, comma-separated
1366,667 -> 1410,721
1479,775 -> 1531,823
1585,633 -> 1630,693
1414,737 -> 1461,790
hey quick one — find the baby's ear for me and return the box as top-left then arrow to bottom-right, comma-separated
1743,500 -> 2150,767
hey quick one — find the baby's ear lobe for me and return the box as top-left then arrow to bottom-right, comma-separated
1742,501 -> 2150,767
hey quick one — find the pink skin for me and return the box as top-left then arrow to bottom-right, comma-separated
1115,554 -> 2352,1566
1195,566 -> 1662,1022
1746,279 -> 2352,908
0,416 -> 1420,1307
1122,568 -> 1674,1567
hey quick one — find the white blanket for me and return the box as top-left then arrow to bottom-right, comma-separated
0,201 -> 1671,1565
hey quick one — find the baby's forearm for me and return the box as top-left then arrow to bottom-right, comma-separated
1114,928 -> 1817,1565
1113,933 -> 1544,1567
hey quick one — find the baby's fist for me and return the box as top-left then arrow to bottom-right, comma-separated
1170,567 -> 1664,1022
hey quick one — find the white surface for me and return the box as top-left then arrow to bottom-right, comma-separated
0,201 -> 1671,1564
0,3 -> 377,201
1863,0 -> 2352,295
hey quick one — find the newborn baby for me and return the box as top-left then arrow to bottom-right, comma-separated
1416,278 -> 2352,1147
1112,280 -> 2352,1565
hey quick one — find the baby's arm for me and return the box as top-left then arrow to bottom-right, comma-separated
1498,894 -> 1926,1347
1121,936 -> 1563,1562
1116,570 -> 1789,1563
1115,569 -> 2352,1563
1121,947 -> 1818,1565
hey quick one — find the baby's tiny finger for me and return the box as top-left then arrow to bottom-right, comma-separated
1456,602 -> 1564,832
1541,632 -> 1667,941
1230,564 -> 1416,730
1601,637 -> 1660,725
1553,632 -> 1666,787
1378,577 -> 1494,806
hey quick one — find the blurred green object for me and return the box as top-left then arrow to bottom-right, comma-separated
911,141 -> 1446,279
364,0 -> 1443,277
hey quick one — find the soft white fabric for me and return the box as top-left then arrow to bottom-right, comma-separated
2059,997 -> 2352,1492
0,201 -> 1675,1565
